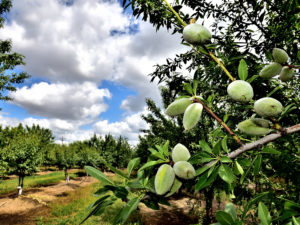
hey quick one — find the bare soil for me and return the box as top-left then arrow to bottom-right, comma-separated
0,176 -> 98,225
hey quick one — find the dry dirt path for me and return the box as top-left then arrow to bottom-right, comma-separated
0,175 -> 99,225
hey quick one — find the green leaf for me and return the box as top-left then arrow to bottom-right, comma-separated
199,140 -> 212,153
258,202 -> 272,225
138,160 -> 164,172
246,75 -> 259,83
221,136 -> 229,153
216,211 -> 235,225
195,165 -> 210,176
297,51 -> 300,61
195,168 -> 218,191
218,164 -> 236,184
127,157 -> 141,177
162,140 -> 170,157
148,148 -> 165,160
220,156 -> 232,163
238,59 -> 248,80
81,197 -> 116,224
184,83 -> 193,95
241,192 -> 269,220
292,216 -> 300,225
261,147 -> 281,155
253,154 -> 262,176
94,186 -> 112,196
213,140 -> 222,155
88,195 -> 111,209
102,161 -> 128,180
114,197 -> 140,225
165,178 -> 182,197
127,180 -> 144,189
193,80 -> 198,95
85,166 -> 114,186
225,203 -> 237,220
235,161 -> 244,175
114,186 -> 129,199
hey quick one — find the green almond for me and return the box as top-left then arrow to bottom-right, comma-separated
254,97 -> 283,118
173,161 -> 196,180
155,164 -> 175,195
259,62 -> 282,79
165,97 -> 192,117
183,103 -> 203,130
172,143 -> 191,163
272,48 -> 289,64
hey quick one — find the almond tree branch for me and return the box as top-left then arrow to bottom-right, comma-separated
193,98 -> 244,146
206,123 -> 300,166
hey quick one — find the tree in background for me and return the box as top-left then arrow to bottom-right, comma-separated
1,126 -> 42,195
54,144 -> 78,183
0,0 -> 29,103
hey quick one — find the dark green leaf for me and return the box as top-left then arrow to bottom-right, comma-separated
216,211 -> 235,225
261,147 -> 281,155
218,164 -> 236,184
195,165 -> 210,176
253,154 -> 262,176
114,197 -> 140,225
221,136 -> 229,153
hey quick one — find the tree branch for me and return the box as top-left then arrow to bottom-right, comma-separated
193,98 -> 243,146
206,123 -> 300,166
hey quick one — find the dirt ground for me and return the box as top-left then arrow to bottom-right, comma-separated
0,175 -> 98,225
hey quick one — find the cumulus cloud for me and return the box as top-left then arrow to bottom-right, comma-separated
10,82 -> 111,121
93,108 -> 149,145
0,0 -> 196,144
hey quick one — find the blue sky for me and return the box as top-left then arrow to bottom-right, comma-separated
0,0 -> 189,144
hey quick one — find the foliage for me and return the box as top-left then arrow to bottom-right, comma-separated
0,0 -> 29,103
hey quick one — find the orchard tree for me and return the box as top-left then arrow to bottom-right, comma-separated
54,144 -> 78,183
1,130 -> 42,195
0,0 -> 29,103
81,0 -> 300,224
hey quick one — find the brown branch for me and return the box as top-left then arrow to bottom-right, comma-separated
205,123 -> 300,166
193,98 -> 244,146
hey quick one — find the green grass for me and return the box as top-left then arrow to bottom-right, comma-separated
36,176 -> 141,225
0,171 -> 78,195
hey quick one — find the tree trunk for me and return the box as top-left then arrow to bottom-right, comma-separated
64,168 -> 69,183
17,175 -> 24,195
203,188 -> 214,224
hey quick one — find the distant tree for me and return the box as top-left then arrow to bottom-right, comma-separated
1,130 -> 42,195
54,144 -> 78,183
0,0 -> 29,104
69,140 -> 100,169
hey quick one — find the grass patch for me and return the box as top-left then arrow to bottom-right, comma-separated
0,170 -> 79,195
37,176 -> 141,225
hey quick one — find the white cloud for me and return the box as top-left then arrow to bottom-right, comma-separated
10,82 -> 111,121
0,0 -> 197,144
93,108 -> 149,145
